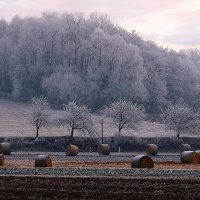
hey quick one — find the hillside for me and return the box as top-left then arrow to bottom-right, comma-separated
0,99 -> 180,138
0,14 -> 200,117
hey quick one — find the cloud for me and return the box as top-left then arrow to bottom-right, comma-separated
163,24 -> 200,48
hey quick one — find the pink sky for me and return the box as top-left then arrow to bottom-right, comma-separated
0,0 -> 200,50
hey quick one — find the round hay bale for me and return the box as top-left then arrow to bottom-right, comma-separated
97,144 -> 110,155
0,142 -> 11,155
0,154 -> 4,166
180,151 -> 198,164
35,155 -> 52,167
131,155 -> 154,168
146,144 -> 158,155
65,144 -> 79,156
180,144 -> 191,153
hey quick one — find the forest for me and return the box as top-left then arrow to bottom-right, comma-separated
0,12 -> 200,118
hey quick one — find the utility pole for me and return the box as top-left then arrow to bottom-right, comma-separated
101,119 -> 104,144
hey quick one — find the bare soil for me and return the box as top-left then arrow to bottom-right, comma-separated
3,160 -> 200,169
0,176 -> 200,200
1,158 -> 200,199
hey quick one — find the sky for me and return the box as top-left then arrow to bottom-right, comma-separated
0,0 -> 200,50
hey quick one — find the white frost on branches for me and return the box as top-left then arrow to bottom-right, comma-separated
162,103 -> 200,138
103,99 -> 145,136
57,101 -> 95,142
29,97 -> 50,138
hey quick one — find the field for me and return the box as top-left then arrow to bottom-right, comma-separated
1,99 -> 200,199
1,152 -> 200,199
0,98 -> 192,138
1,176 -> 200,200
2,152 -> 200,169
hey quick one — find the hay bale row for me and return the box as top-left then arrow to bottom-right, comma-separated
131,155 -> 154,168
65,144 -> 111,156
0,142 -> 198,169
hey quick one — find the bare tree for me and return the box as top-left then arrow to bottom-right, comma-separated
162,103 -> 200,139
58,101 -> 95,143
30,97 -> 50,138
103,99 -> 145,137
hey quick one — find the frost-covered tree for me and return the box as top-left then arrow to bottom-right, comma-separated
61,13 -> 87,67
43,70 -> 87,107
8,15 -> 23,43
162,103 -> 200,139
1,12 -> 200,117
144,71 -> 168,118
30,97 -> 50,138
0,36 -> 12,94
85,28 -> 147,108
57,101 -> 95,143
140,41 -> 168,117
103,99 -> 145,136
0,19 -> 8,38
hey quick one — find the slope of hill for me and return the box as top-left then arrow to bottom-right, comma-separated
0,99 -> 179,138
1,14 -> 200,117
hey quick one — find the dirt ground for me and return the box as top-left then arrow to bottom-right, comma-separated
0,175 -> 200,200
3,160 -> 200,169
1,160 -> 200,199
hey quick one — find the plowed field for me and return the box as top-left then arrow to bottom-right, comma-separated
0,176 -> 200,200
1,152 -> 200,199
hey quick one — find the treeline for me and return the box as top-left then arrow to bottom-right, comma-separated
0,12 -> 200,117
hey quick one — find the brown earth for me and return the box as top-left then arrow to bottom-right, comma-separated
3,160 -> 200,169
1,160 -> 200,199
0,176 -> 200,200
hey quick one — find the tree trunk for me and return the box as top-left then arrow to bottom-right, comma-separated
119,126 -> 122,137
69,128 -> 74,144
117,127 -> 122,149
36,127 -> 39,138
177,132 -> 180,140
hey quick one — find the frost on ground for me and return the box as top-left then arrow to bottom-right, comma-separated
0,99 -> 192,138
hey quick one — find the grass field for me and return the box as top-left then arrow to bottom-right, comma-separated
0,98 -> 186,138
